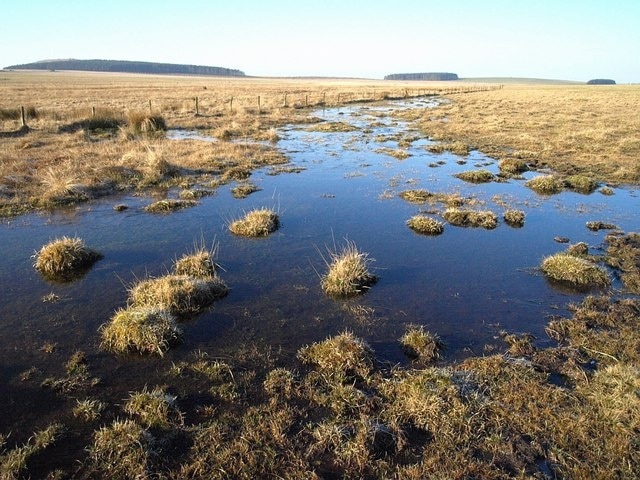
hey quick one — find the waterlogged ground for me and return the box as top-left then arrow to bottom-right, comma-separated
1,98 -> 639,464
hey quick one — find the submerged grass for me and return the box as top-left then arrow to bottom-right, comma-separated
33,236 -> 102,280
100,306 -> 182,356
229,207 -> 279,237
144,198 -> 197,213
320,241 -> 377,297
540,253 -> 610,288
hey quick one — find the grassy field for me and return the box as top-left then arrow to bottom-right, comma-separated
1,72 -> 639,479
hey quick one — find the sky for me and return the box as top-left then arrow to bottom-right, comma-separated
2,0 -> 639,82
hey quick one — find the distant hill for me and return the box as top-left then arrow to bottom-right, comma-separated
384,72 -> 459,81
4,59 -> 245,77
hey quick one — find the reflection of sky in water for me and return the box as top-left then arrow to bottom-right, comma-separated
1,98 -> 639,417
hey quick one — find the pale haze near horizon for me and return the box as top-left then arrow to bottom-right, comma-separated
2,0 -> 638,83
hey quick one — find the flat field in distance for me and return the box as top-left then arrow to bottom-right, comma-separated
418,83 -> 640,183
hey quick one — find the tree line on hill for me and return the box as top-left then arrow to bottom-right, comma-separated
384,72 -> 459,81
4,59 -> 245,77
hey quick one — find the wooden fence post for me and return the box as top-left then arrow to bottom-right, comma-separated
230,97 -> 234,113
149,100 -> 152,114
194,96 -> 199,116
305,94 -> 308,107
92,106 -> 96,118
283,93 -> 287,107
257,95 -> 261,114
20,106 -> 26,128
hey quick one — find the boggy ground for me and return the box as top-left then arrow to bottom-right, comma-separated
1,73 -> 639,478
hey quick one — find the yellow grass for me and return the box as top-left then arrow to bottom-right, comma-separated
419,84 -> 640,183
33,236 -> 102,279
229,207 -> 279,237
320,241 -> 377,297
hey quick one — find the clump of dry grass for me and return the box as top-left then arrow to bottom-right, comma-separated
540,253 -> 610,287
406,215 -> 444,235
399,189 -> 432,203
124,387 -> 183,429
73,398 -> 106,422
100,306 -> 182,356
566,242 -> 589,256
89,419 -> 156,479
229,207 -> 279,237
564,174 -> 598,194
33,236 -> 102,280
503,209 -> 525,227
144,198 -> 197,213
298,331 -> 375,379
443,208 -> 498,229
320,241 -> 377,297
498,158 -> 529,175
173,245 -> 218,278
427,141 -> 469,156
376,147 -> 411,160
231,182 -> 260,199
525,175 -> 564,194
122,111 -> 166,138
454,169 -> 495,183
129,274 -> 228,316
400,325 -> 443,363
586,220 -> 618,231
599,186 -> 615,195
307,121 -> 359,132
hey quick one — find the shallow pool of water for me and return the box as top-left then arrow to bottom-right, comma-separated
1,97 -> 638,437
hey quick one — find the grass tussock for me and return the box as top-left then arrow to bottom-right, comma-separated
564,174 -> 598,194
599,186 -> 615,195
400,325 -> 443,363
73,398 -> 106,422
399,189 -> 466,207
100,306 -> 182,356
321,241 -> 377,297
124,387 -> 183,429
427,141 -> 470,156
144,198 -> 197,213
566,241 -> 589,257
525,175 -> 564,194
89,419 -> 156,480
174,248 -> 217,279
503,209 -> 525,227
229,207 -> 279,237
130,274 -> 228,316
586,220 -> 618,231
33,236 -> 102,280
399,189 -> 432,203
605,232 -> 640,294
443,208 -> 498,229
454,169 -> 495,183
307,121 -> 359,132
122,111 -> 166,139
406,215 -> 444,235
376,147 -> 411,160
231,182 -> 260,199
540,253 -> 610,288
298,331 -> 375,379
498,158 -> 529,174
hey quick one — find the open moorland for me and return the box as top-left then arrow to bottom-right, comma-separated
0,72 -> 639,479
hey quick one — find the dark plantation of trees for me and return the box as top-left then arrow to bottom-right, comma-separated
5,59 -> 245,77
384,72 -> 459,81
587,78 -> 616,85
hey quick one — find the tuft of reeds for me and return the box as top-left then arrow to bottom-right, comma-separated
586,221 -> 618,231
298,331 -> 375,379
174,246 -> 218,278
454,169 -> 494,183
73,398 -> 106,422
525,175 -> 564,194
122,111 -> 166,138
129,274 -> 228,316
564,175 -> 598,194
400,325 -> 443,363
320,241 -> 377,297
498,158 -> 529,175
124,386 -> 183,428
540,253 -> 610,287
406,215 -> 444,235
144,199 -> 197,213
100,306 -> 182,356
443,208 -> 498,229
33,236 -> 102,280
231,182 -> 260,199
503,209 -> 525,227
229,208 -> 279,237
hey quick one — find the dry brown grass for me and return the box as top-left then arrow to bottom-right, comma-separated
320,241 -> 377,297
33,236 -> 102,280
540,253 -> 610,288
443,208 -> 498,229
406,215 -> 444,235
419,84 -> 640,183
229,207 -> 279,237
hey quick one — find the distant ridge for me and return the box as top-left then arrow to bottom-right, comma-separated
4,59 -> 245,77
384,72 -> 458,81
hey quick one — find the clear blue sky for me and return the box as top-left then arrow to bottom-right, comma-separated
2,0 -> 638,82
